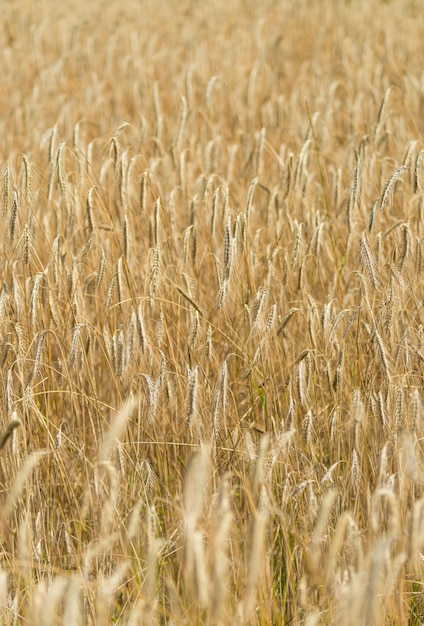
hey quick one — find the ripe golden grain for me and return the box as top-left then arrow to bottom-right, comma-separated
2,0 -> 424,624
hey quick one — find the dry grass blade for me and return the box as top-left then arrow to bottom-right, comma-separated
176,285 -> 203,316
2,452 -> 45,521
99,396 -> 138,463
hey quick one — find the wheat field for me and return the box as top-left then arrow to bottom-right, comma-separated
2,0 -> 424,624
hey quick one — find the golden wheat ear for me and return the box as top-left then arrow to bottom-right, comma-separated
0,419 -> 21,453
